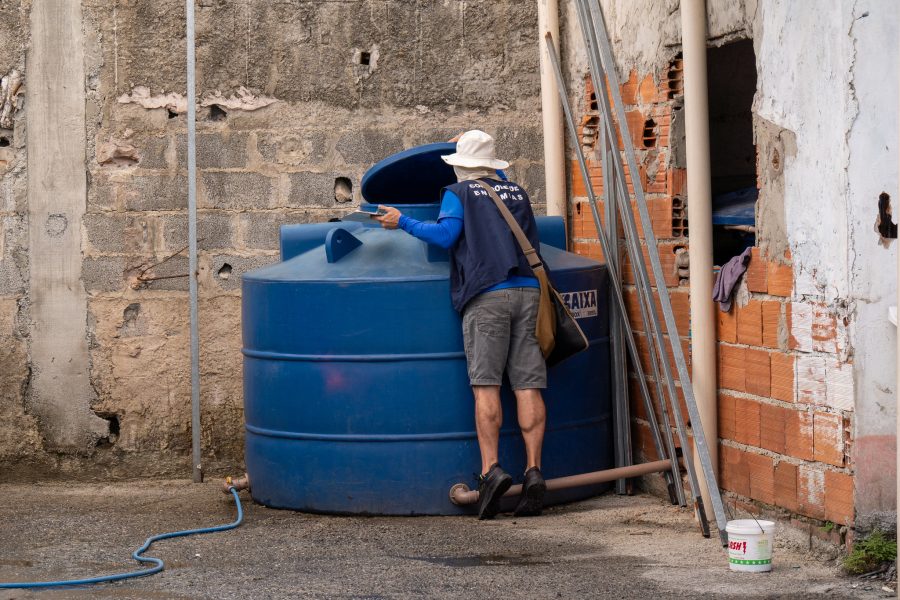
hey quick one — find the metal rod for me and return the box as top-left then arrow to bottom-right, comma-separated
569,0 -> 683,508
449,460 -> 673,505
584,0 -> 728,543
573,0 -> 707,531
542,34 -> 679,497
186,0 -> 202,484
603,121 -> 630,496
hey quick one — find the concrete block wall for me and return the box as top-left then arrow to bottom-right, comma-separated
1,0 -> 549,478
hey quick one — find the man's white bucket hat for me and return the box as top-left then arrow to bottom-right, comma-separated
441,130 -> 510,170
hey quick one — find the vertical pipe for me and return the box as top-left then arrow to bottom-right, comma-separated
896,27 -> 899,597
538,0 -> 567,231
680,0 -> 716,516
186,0 -> 202,483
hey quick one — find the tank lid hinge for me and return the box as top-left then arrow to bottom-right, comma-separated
325,227 -> 363,263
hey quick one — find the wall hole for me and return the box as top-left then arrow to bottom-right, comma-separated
0,137 -> 9,147
95,413 -> 120,447
877,192 -> 897,240
334,177 -> 353,203
359,51 -> 371,66
641,119 -> 657,148
167,108 -> 178,119
217,263 -> 233,280
208,105 -> 227,121
708,39 -> 757,266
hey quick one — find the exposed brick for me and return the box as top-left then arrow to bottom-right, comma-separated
797,465 -> 826,520
784,409 -> 815,461
759,402 -> 786,454
770,353 -> 795,402
619,70 -> 640,105
718,344 -> 745,392
734,397 -> 760,447
632,420 -> 660,461
622,109 -> 646,150
716,307 -> 737,343
796,354 -> 826,405
622,287 -> 645,333
774,461 -> 799,513
767,261 -> 793,296
622,243 -> 681,288
718,392 -> 737,441
824,470 -> 854,525
720,444 -> 750,497
736,299 -> 763,347
761,300 -> 781,349
202,172 -> 274,210
573,240 -> 603,262
811,304 -> 839,354
746,452 -> 776,505
745,348 -> 771,397
745,247 -> 767,293
813,411 -> 844,467
667,169 -> 686,198
632,197 -> 673,239
638,73 -> 658,104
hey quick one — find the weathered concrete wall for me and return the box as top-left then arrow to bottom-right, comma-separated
563,0 -> 898,542
0,2 -> 41,471
2,1 -> 548,479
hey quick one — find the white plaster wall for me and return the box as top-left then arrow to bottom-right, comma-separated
845,0 -> 899,522
753,0 -> 853,301
846,0 -> 898,436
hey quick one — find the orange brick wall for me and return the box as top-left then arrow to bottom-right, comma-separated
570,64 -> 855,532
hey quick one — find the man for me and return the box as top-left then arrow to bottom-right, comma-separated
374,130 -> 547,520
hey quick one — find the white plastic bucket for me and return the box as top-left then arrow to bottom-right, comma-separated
726,519 -> 775,572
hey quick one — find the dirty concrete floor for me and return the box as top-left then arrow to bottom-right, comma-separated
0,481 -> 887,599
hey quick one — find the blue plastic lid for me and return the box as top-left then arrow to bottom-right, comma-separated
361,142 -> 457,205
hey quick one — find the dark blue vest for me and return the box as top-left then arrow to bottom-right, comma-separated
444,178 -> 541,312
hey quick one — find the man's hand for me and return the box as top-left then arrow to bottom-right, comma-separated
373,205 -> 401,229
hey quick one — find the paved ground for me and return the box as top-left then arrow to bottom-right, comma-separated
0,480 -> 889,599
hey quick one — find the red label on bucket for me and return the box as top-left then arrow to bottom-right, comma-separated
728,540 -> 747,555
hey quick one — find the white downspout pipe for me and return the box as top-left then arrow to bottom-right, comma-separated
680,0 -> 717,519
538,0 -> 567,236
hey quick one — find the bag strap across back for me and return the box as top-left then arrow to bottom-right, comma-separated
474,180 -> 545,275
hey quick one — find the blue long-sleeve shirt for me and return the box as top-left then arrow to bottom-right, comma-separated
398,188 -> 539,293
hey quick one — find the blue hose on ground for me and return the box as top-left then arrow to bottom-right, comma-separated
0,487 -> 243,589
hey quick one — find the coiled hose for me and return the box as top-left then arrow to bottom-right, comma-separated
0,487 -> 243,589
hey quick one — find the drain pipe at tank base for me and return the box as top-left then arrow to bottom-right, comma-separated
222,473 -> 251,494
449,460 -> 672,505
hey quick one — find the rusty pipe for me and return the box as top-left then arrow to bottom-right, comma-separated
222,472 -> 250,494
449,460 -> 673,505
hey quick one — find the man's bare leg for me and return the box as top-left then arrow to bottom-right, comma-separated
514,388 -> 546,470
473,385 -> 502,475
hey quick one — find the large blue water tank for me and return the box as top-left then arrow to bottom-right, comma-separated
242,143 -> 613,515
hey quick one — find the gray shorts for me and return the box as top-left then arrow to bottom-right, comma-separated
461,288 -> 547,390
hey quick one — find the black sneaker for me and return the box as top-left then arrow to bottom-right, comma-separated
477,463 -> 513,520
513,467 -> 546,517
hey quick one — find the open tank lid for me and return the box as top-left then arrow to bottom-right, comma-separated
361,142 -> 457,205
